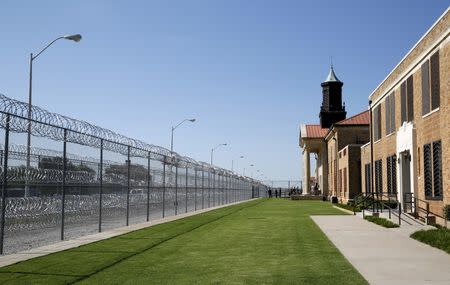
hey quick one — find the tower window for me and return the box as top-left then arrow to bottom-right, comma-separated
373,105 -> 381,141
385,92 -> 396,135
374,159 -> 382,193
423,140 -> 442,199
386,155 -> 397,194
401,75 -> 414,123
364,163 -> 371,193
422,50 -> 440,115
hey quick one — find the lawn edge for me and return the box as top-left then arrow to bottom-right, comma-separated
0,199 -> 261,268
332,205 -> 354,215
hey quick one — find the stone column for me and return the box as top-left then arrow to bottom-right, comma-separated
320,143 -> 328,197
303,149 -> 311,194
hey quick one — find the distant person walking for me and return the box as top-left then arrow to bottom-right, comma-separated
275,190 -> 278,198
268,188 -> 272,198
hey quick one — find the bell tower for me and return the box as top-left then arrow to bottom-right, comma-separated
319,65 -> 346,128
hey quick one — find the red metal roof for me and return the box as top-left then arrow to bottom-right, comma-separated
335,110 -> 369,125
304,125 -> 328,138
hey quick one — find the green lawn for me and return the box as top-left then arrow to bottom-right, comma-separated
411,226 -> 450,254
364,216 -> 399,228
0,199 -> 367,284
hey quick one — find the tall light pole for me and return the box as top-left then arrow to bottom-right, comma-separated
170,118 -> 196,154
26,34 -> 82,197
210,143 -> 227,165
232,155 -> 244,172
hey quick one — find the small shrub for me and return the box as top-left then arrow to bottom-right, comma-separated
444,205 -> 450,221
335,203 -> 361,212
411,227 -> 450,254
364,215 -> 399,228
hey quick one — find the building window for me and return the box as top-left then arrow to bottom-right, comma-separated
364,163 -> 371,193
386,155 -> 397,194
423,141 -> 442,199
401,75 -> 414,124
385,92 -> 396,135
374,159 -> 382,193
373,105 -> 381,140
421,50 -> 440,115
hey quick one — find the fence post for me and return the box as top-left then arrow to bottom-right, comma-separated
194,168 -> 197,211
162,158 -> 166,218
0,114 -> 10,254
98,139 -> 103,232
414,197 -> 417,218
61,128 -> 67,240
217,173 -> 220,206
236,177 -> 238,202
175,165 -> 178,215
126,146 -> 131,226
213,171 -> 216,207
208,171 -> 211,208
225,175 -> 230,204
185,167 -> 188,213
201,168 -> 205,209
147,152 -> 151,222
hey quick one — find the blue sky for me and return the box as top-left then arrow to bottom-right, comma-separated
0,0 -> 448,181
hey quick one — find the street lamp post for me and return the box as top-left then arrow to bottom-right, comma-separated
170,118 -> 196,154
210,143 -> 227,165
231,155 -> 244,172
25,34 -> 82,197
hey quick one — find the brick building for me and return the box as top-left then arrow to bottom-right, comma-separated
361,8 -> 449,223
300,67 -> 369,201
325,111 -> 369,202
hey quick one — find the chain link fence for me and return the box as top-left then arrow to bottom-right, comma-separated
0,94 -> 266,255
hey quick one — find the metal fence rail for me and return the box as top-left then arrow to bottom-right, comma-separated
0,94 -> 266,255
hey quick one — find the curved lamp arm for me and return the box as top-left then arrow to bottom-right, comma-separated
32,34 -> 82,60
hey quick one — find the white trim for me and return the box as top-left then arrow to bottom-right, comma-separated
300,124 -> 307,138
386,132 -> 395,139
360,142 -> 370,149
369,8 -> 450,106
396,122 -> 417,208
422,107 -> 440,118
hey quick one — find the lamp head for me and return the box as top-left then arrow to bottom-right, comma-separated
64,34 -> 82,42
189,119 -> 196,122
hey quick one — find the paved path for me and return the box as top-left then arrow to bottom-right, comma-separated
312,215 -> 450,285
0,199 -> 256,268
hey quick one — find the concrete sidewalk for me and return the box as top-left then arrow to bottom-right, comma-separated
0,199 -> 256,268
312,215 -> 450,285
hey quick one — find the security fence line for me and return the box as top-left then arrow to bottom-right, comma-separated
0,94 -> 266,255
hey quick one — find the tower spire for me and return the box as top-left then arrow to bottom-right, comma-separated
319,63 -> 346,128
324,63 -> 341,83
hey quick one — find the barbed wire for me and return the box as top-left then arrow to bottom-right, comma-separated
0,94 -> 257,182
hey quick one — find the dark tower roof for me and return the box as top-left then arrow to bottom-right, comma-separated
319,64 -> 346,128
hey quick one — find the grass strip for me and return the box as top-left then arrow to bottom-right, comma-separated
364,216 -> 399,228
411,226 -> 450,254
0,199 -> 367,285
335,203 -> 361,212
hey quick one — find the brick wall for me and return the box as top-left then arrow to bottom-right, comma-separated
364,10 -> 449,221
327,125 -> 369,199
